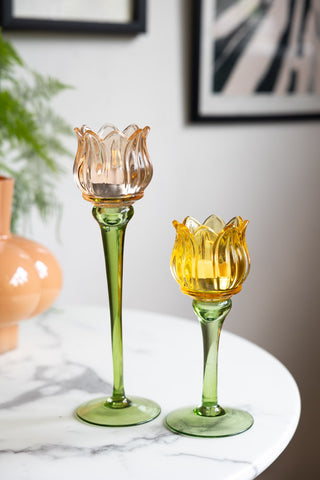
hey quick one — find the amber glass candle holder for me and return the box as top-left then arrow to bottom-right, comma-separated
166,214 -> 253,437
73,124 -> 160,426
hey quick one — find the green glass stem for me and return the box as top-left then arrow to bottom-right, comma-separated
192,298 -> 232,417
166,297 -> 253,436
92,205 -> 134,409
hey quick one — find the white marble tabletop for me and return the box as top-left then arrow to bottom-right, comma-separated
0,306 -> 300,480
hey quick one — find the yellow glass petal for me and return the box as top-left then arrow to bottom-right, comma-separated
226,216 -> 242,228
238,220 -> 250,283
184,216 -> 202,234
193,226 -> 218,290
211,225 -> 233,290
171,221 -> 198,292
203,214 -> 225,234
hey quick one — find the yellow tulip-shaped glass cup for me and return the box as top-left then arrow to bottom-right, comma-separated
73,124 -> 160,427
166,214 -> 253,437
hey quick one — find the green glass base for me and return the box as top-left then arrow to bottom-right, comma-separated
166,406 -> 253,437
76,396 -> 161,427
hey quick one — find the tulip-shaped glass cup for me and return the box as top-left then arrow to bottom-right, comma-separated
166,214 -> 253,437
73,124 -> 160,426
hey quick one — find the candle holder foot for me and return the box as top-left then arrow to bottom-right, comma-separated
76,396 -> 161,427
166,406 -> 253,438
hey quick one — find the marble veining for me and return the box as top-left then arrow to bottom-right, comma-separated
0,429 -> 175,458
0,362 -> 111,410
0,306 -> 300,480
168,453 -> 258,477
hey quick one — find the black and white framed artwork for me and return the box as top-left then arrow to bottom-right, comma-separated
0,0 -> 146,34
192,0 -> 320,122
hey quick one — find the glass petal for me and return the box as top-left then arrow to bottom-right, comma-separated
203,214 -> 225,234
123,124 -> 139,138
226,216 -> 242,228
97,123 -> 117,140
124,128 -> 152,194
184,216 -> 201,234
212,226 -> 234,290
194,226 -> 217,291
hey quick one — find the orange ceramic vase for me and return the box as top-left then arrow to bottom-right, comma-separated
0,176 -> 63,354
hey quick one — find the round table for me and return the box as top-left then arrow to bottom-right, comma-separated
0,306 -> 300,480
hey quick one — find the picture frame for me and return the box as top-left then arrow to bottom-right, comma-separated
192,0 -> 320,122
0,0 -> 146,34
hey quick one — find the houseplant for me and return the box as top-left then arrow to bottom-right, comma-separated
0,30 -> 72,232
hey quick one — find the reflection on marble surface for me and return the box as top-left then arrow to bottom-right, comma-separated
0,307 -> 300,480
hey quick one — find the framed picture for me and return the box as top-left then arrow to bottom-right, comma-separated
192,0 -> 320,122
0,0 -> 146,34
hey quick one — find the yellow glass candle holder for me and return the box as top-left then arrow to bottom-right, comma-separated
166,214 -> 253,437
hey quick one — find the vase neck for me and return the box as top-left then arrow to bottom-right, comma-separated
0,176 -> 14,238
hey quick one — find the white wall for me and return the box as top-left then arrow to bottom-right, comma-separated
5,1 -> 320,478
